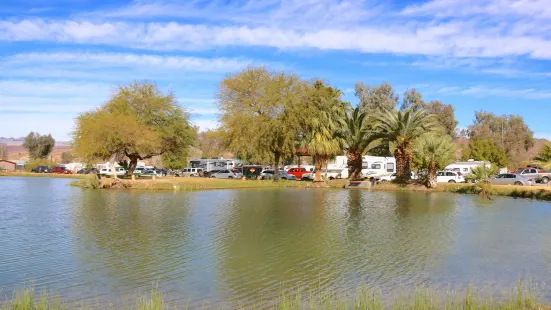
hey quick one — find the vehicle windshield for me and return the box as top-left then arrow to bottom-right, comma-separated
514,168 -> 524,173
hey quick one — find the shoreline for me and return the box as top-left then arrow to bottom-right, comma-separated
3,172 -> 551,202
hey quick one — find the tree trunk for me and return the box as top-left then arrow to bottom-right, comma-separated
404,149 -> 413,182
126,156 -> 138,177
394,147 -> 405,182
395,145 -> 412,183
347,151 -> 363,180
273,151 -> 281,182
426,162 -> 437,188
110,155 -> 118,179
314,155 -> 323,182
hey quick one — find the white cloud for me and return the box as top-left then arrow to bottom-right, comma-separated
436,85 -> 551,99
2,17 -> 551,61
3,52 -> 253,72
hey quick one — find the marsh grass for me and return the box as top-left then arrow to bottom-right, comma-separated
0,283 -> 542,310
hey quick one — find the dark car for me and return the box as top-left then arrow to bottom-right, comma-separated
52,166 -> 72,174
31,166 -> 51,173
204,170 -> 221,178
77,168 -> 98,174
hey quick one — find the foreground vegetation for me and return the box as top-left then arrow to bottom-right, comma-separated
0,283 -> 544,310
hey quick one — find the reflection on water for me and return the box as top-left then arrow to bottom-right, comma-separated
1,177 -> 551,307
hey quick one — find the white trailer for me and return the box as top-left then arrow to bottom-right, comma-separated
188,158 -> 243,172
361,156 -> 396,179
445,160 -> 491,174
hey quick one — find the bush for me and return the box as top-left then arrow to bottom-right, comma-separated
83,174 -> 100,189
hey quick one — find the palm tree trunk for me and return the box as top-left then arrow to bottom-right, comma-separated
404,149 -> 413,182
347,151 -> 363,180
426,162 -> 437,188
394,147 -> 405,182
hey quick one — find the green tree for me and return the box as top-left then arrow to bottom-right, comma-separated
343,106 -> 376,179
469,164 -> 500,197
73,82 -> 196,176
425,100 -> 458,138
355,82 -> 398,113
459,143 -> 471,161
469,139 -> 508,167
218,67 -> 303,179
374,108 -> 441,182
23,132 -> 55,160
469,111 -> 534,160
161,148 -> 189,169
400,88 -> 425,112
413,134 -> 456,188
533,143 -> 551,169
197,129 -> 226,159
61,151 -> 73,164
0,143 -> 7,160
299,80 -> 348,182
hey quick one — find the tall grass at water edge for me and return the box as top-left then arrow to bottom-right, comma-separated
0,283 -> 544,309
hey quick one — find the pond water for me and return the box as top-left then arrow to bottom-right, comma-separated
1,176 -> 551,307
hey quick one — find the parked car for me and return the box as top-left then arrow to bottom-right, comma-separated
140,170 -> 157,177
436,171 -> 465,183
99,167 -> 126,177
490,173 -> 533,186
514,167 -> 550,184
175,168 -> 204,177
31,165 -> 51,173
204,170 -> 222,178
378,172 -> 417,183
77,168 -> 98,174
52,166 -> 72,174
287,167 -> 312,179
260,170 -> 297,180
210,170 -> 243,179
133,167 -> 145,175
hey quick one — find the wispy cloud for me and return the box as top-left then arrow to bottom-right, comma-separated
436,85 -> 551,99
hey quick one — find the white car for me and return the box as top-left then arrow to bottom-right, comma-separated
176,168 -> 204,177
99,167 -> 126,177
211,170 -> 243,179
436,171 -> 465,183
378,172 -> 416,183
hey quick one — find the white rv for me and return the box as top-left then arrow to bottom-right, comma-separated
188,158 -> 243,172
445,160 -> 491,175
361,156 -> 396,179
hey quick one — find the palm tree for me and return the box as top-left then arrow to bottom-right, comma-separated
300,81 -> 347,182
374,108 -> 441,182
469,164 -> 500,197
534,143 -> 551,170
413,134 -> 456,188
343,106 -> 376,179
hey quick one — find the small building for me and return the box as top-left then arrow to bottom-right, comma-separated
0,160 -> 16,171
14,160 -> 26,170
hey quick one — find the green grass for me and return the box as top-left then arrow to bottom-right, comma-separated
0,283 -> 544,310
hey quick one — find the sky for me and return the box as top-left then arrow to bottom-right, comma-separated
1,0 -> 551,141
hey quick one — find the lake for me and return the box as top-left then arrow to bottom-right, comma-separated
1,176 -> 551,307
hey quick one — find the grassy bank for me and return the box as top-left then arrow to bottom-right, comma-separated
0,283 -> 544,310
70,175 -> 318,191
372,182 -> 551,202
0,171 -> 84,179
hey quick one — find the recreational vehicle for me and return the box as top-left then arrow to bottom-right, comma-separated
445,160 -> 491,174
361,156 -> 396,179
188,158 -> 243,172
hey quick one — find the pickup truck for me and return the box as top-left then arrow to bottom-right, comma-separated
514,167 -> 551,184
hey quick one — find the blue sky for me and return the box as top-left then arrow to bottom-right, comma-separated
1,0 -> 551,141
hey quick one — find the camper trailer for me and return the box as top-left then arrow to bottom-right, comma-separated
188,158 -> 243,172
361,156 -> 396,179
445,160 -> 491,175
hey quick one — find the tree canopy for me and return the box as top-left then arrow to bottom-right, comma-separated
413,134 -> 456,188
73,82 -> 196,174
468,111 -> 534,160
355,82 -> 398,113
218,67 -> 304,177
533,143 -> 551,169
23,132 -> 55,160
468,139 -> 508,167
